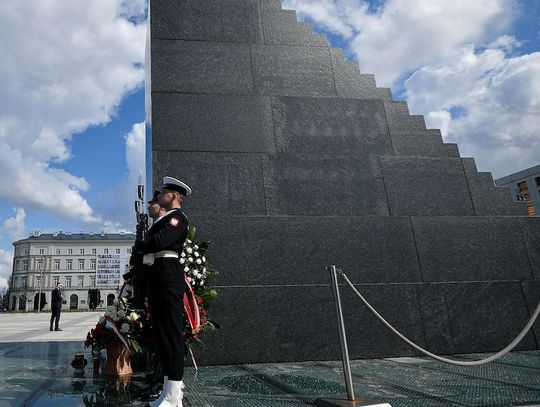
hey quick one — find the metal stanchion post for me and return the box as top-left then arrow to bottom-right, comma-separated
314,266 -> 392,407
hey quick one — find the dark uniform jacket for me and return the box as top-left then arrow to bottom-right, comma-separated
51,288 -> 63,309
136,208 -> 189,285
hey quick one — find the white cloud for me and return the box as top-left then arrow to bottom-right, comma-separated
0,0 -> 146,224
284,0 -> 515,87
283,0 -> 539,177
96,122 -> 146,232
406,43 -> 540,177
0,249 -> 13,291
2,208 -> 26,243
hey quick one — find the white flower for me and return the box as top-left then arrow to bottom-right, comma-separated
194,245 -> 199,249
186,248 -> 193,254
188,257 -> 193,262
203,267 -> 207,272
187,239 -> 192,244
194,251 -> 200,257
120,323 -> 130,333
117,310 -> 126,318
181,252 -> 186,257
196,259 -> 202,265
184,267 -> 189,272
202,256 -> 206,262
180,258 -> 185,264
129,312 -> 139,321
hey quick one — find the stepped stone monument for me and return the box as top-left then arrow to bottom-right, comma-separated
147,0 -> 540,364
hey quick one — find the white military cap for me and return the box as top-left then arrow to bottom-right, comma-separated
162,176 -> 192,196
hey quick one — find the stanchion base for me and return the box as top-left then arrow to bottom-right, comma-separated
314,398 -> 392,407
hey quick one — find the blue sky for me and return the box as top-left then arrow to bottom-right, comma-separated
0,0 -> 539,290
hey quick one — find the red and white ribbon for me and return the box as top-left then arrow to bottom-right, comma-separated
183,275 -> 201,334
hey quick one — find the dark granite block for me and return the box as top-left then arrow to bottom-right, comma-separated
194,286 -> 338,364
330,49 -> 392,100
196,284 -> 420,364
413,283 -> 456,355
519,217 -> 540,280
191,216 -> 422,286
391,129 -> 460,158
384,102 -> 427,133
152,151 -> 266,215
462,158 -> 528,216
151,40 -> 253,94
380,157 -> 474,216
271,97 -> 392,154
412,217 -> 533,282
262,153 -> 389,215
342,283 -> 421,359
521,280 -> 540,347
442,282 -> 537,353
251,44 -> 336,96
152,93 -> 275,153
262,11 -> 328,46
151,0 -> 263,43
260,0 -> 283,12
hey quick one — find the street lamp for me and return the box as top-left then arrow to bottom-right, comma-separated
37,256 -> 44,313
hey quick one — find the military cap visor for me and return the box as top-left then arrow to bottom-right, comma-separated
162,176 -> 192,196
147,190 -> 161,205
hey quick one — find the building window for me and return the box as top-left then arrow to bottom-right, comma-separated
24,249 -> 29,255
78,259 -> 85,270
90,277 -> 96,286
37,259 -> 43,270
35,276 -> 41,288
92,248 -> 96,254
536,176 -> 540,187
116,248 -> 120,254
53,276 -> 60,286
22,260 -> 28,271
90,259 -> 96,269
39,248 -> 45,255
104,249 -> 109,254
14,277 -> 19,288
54,259 -> 60,270
68,249 -> 73,254
127,248 -> 131,254
65,277 -> 72,287
517,181 -> 536,216
78,276 -> 84,287
66,260 -> 73,270
80,248 -> 85,254
21,277 -> 27,288
56,249 -> 60,255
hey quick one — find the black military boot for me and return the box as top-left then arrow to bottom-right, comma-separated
139,382 -> 163,402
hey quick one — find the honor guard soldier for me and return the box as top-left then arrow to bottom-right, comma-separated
134,176 -> 191,407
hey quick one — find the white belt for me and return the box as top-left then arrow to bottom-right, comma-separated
155,250 -> 179,259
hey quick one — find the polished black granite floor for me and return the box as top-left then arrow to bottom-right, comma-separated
1,340 -> 539,407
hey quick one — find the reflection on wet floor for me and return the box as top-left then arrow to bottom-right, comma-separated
1,341 -> 540,407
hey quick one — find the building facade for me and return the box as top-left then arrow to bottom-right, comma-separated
495,164 -> 540,216
10,232 -> 135,312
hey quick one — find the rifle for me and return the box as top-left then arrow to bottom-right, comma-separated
135,184 -> 149,242
123,183 -> 148,282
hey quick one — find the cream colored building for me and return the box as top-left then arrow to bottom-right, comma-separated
9,231 -> 135,312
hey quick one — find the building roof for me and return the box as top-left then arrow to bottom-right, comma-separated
13,232 -> 135,245
495,163 -> 540,185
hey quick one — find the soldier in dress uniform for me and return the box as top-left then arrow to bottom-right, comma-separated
139,191 -> 168,402
134,176 -> 191,407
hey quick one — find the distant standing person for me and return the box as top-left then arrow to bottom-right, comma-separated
50,283 -> 63,331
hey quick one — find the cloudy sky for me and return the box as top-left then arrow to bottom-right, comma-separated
0,0 -> 539,290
